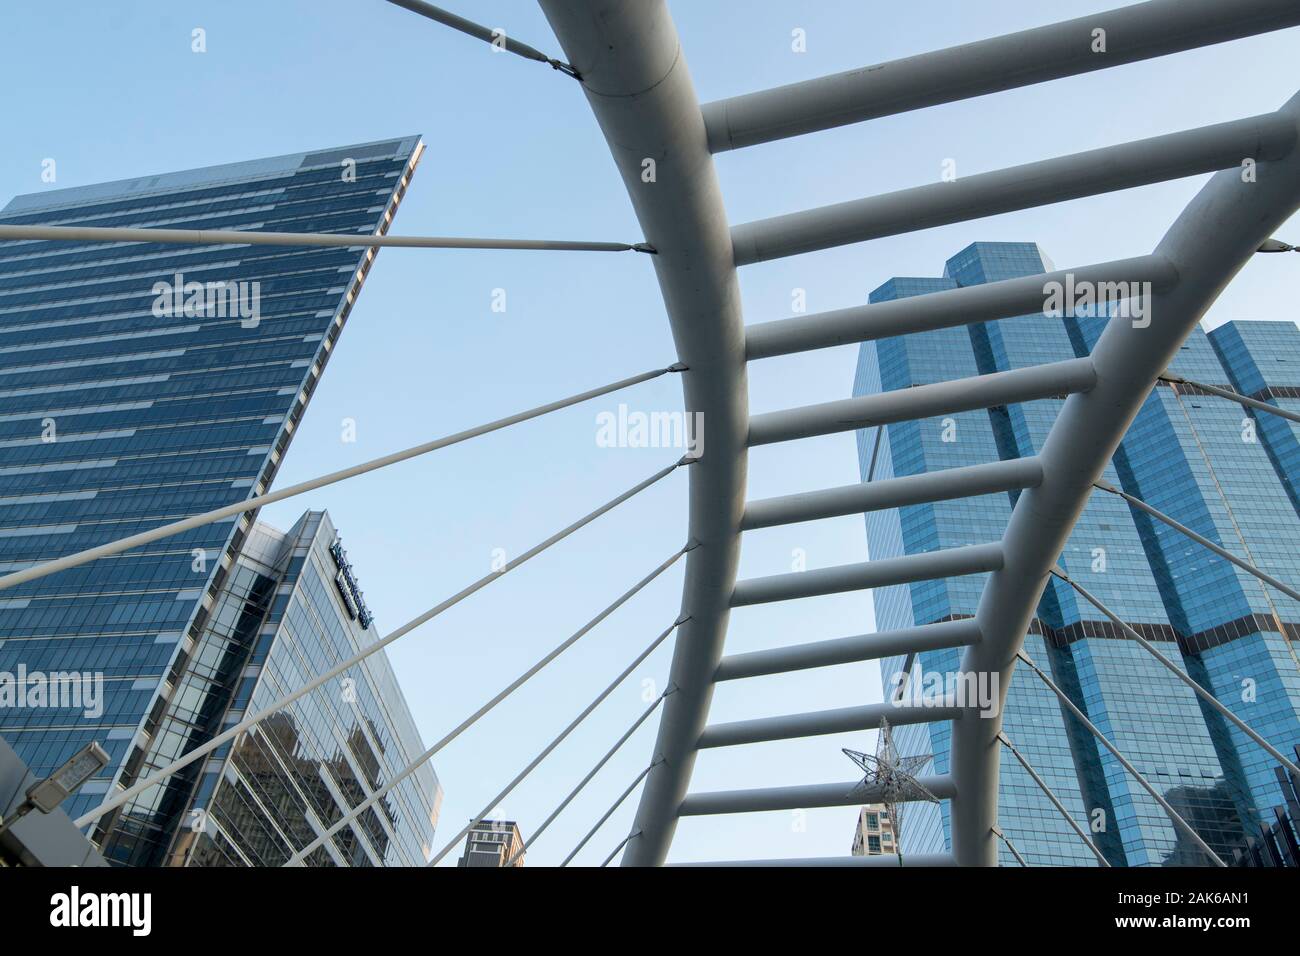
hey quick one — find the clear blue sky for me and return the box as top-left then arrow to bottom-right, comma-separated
2,1 -> 1297,865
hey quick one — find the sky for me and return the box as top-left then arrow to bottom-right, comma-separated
1,0 -> 1298,866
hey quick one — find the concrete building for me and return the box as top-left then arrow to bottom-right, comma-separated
458,819 -> 525,867
850,803 -> 897,858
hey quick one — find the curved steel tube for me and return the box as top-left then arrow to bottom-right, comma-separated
542,0 -> 1300,867
537,0 -> 748,866
948,90 -> 1300,865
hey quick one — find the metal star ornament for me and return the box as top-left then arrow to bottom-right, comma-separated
842,718 -> 938,861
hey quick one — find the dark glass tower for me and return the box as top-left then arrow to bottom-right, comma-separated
0,138 -> 425,864
855,243 -> 1299,865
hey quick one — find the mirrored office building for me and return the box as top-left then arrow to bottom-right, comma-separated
167,512 -> 440,868
855,242 -> 1300,865
0,137 -> 435,865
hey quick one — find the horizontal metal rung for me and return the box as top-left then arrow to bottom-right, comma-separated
731,543 -> 1003,607
747,358 -> 1096,446
731,112 -> 1296,264
742,458 -> 1042,529
699,700 -> 961,749
678,776 -> 956,815
714,618 -> 981,681
671,853 -> 956,867
702,0 -> 1300,151
744,256 -> 1178,360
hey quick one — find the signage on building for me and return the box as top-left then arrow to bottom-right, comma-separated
329,537 -> 374,629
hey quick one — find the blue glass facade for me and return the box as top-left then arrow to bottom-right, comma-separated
168,512 -> 441,868
855,242 -> 1299,865
0,138 -> 429,865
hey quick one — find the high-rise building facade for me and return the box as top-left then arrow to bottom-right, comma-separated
854,242 -> 1300,866
458,819 -> 525,868
166,512 -> 441,868
850,803 -> 896,858
0,138 -> 427,864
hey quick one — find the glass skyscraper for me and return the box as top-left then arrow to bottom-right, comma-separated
855,242 -> 1300,866
167,511 -> 441,868
0,137 -> 438,865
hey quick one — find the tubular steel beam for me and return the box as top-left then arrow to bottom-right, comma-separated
679,776 -> 956,815
504,694 -> 667,868
73,462 -> 683,828
993,825 -> 1028,867
741,458 -> 1043,530
0,223 -> 649,254
1053,568 -> 1300,779
747,359 -> 1096,446
0,366 -> 680,593
383,0 -> 579,77
698,700 -> 961,749
714,618 -> 981,682
1095,479 -> 1300,604
537,0 -> 750,868
730,543 -> 1003,607
745,256 -> 1178,360
424,621 -> 678,868
561,766 -> 656,867
702,0 -> 1300,151
948,88 -> 1300,868
731,112 -> 1295,264
1161,372 -> 1300,425
599,833 -> 639,868
999,731 -> 1110,866
672,854 -> 955,867
286,563 -> 686,865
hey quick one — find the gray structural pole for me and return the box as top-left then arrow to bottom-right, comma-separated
747,359 -> 1097,445
713,618 -> 981,682
992,825 -> 1028,867
425,622 -> 679,866
537,0 -> 750,866
701,0 -> 1300,151
73,462 -> 683,828
697,700 -> 963,749
1160,372 -> 1300,425
998,732 -> 1110,866
730,113 -> 1295,264
502,693 -> 668,868
599,832 -> 639,868
1052,568 -> 1300,779
0,366 -> 678,593
671,853 -> 954,867
678,776 -> 956,815
948,89 -> 1300,867
1094,479 -> 1300,604
730,544 -> 1003,607
383,0 -> 579,76
285,557 -> 687,865
745,256 -> 1177,360
561,767 -> 657,867
0,223 -> 647,253
741,458 -> 1042,530
1017,651 -> 1226,866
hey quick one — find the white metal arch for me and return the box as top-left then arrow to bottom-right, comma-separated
538,0 -> 1300,866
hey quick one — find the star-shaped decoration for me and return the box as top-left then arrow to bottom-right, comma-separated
842,718 -> 938,861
